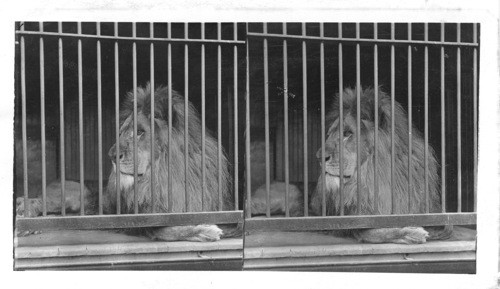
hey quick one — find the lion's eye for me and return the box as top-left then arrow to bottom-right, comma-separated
343,130 -> 352,138
137,129 -> 145,137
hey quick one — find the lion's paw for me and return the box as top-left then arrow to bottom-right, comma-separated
190,225 -> 223,242
395,227 -> 429,244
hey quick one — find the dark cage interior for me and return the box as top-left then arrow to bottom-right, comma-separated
246,23 -> 478,214
13,22 -> 478,217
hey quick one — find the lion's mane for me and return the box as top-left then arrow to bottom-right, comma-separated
106,84 -> 233,214
311,87 -> 441,216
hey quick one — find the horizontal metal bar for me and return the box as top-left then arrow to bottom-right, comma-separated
246,32 -> 479,47
15,30 -> 245,45
244,213 -> 476,231
16,211 -> 243,231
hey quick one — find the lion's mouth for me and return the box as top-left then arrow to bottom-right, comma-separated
120,172 -> 144,177
321,163 -> 351,178
325,171 -> 351,179
113,162 -> 145,177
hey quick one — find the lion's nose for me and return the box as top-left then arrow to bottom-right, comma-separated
316,148 -> 332,162
108,145 -> 124,162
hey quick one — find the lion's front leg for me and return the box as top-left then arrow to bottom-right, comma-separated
147,225 -> 223,242
353,227 -> 429,244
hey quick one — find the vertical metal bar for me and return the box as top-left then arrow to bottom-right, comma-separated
373,23 -> 379,214
150,22 -> 156,213
472,23 -> 478,213
283,23 -> 290,217
407,23 -> 413,213
424,23 -> 430,214
233,22 -> 239,210
356,23 -> 362,215
77,22 -> 85,215
58,22 -> 66,216
440,22 -> 446,213
245,23 -> 252,218
217,23 -> 223,211
201,23 -> 206,211
132,23 -> 139,214
390,23 -> 396,214
114,22 -> 121,214
302,23 -> 309,217
184,23 -> 189,212
20,23 -> 29,217
263,23 -> 271,217
320,23 -> 326,217
167,23 -> 173,212
96,22 -> 103,215
39,22 -> 47,216
338,23 -> 344,216
456,23 -> 462,213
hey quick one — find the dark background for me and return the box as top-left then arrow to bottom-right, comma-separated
14,22 -> 478,213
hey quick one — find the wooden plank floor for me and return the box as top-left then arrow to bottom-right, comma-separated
15,229 -> 243,270
244,226 -> 476,273
14,226 -> 476,272
16,229 -> 150,246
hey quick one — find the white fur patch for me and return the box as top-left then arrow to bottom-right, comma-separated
120,174 -> 135,191
325,174 -> 340,193
112,162 -> 136,191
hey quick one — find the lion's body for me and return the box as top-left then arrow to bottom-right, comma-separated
105,84 -> 233,241
307,87 -> 448,244
310,87 -> 441,217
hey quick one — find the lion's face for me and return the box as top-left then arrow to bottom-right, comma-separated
108,113 -> 157,176
317,113 -> 372,178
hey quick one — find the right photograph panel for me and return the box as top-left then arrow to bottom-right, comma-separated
243,22 -> 478,273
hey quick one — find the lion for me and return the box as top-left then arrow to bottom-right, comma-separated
309,87 -> 451,244
16,180 -> 93,217
105,84 -> 235,242
250,87 -> 450,244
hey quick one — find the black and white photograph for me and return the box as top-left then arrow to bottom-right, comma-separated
3,0 -> 500,289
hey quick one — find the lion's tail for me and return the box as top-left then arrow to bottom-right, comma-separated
426,225 -> 454,240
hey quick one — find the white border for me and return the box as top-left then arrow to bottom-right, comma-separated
1,1 -> 498,289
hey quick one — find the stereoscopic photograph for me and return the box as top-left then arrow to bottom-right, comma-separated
13,21 -> 480,273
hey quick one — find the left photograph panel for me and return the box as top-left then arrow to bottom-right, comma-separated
13,22 -> 245,270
